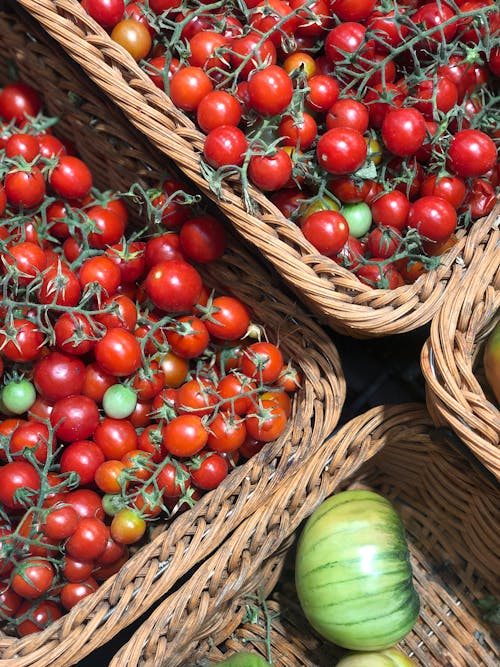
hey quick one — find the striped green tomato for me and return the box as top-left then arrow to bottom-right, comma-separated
295,489 -> 419,651
336,647 -> 417,666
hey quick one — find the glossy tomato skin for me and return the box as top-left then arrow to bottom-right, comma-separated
4,167 -> 45,209
190,452 -> 229,490
381,108 -> 426,157
407,195 -> 457,242
204,126 -> 248,168
16,600 -> 62,636
111,19 -> 152,61
33,352 -> 86,402
0,82 -> 41,122
66,518 -> 109,561
301,210 -> 349,257
447,129 -> 497,178
60,440 -> 106,486
161,414 -> 208,457
248,65 -> 293,116
248,150 -> 293,191
240,342 -> 284,384
94,417 -> 138,459
50,395 -> 100,442
169,66 -> 213,112
196,90 -> 242,132
317,128 -> 367,175
0,461 -> 40,510
49,156 -> 92,200
94,328 -> 142,377
144,260 -> 203,312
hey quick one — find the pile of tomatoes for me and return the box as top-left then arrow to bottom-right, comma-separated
81,0 -> 499,288
0,81 -> 299,636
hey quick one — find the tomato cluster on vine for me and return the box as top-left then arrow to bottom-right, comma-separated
0,81 -> 299,636
82,0 -> 499,288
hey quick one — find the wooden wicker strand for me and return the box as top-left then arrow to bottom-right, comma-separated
101,404 -> 493,667
421,224 -> 500,478
13,0 -> 499,336
0,12 -> 345,666
107,405 -> 500,667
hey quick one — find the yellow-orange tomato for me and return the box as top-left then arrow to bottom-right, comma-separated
283,52 -> 317,79
111,19 -> 152,61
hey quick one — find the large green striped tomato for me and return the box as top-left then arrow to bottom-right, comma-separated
336,647 -> 417,666
295,489 -> 419,651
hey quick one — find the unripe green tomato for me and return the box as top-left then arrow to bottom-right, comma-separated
341,202 -> 372,238
102,493 -> 125,517
217,651 -> 271,666
102,384 -> 137,419
337,647 -> 417,667
1,379 -> 36,415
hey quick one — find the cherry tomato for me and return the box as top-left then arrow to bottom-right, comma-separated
408,195 -> 458,242
240,342 -> 284,384
111,19 -> 152,61
144,260 -> 203,313
301,210 -> 349,257
50,395 -> 100,442
161,414 -> 208,457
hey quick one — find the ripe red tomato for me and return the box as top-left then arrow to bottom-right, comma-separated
248,149 -> 293,191
0,461 -> 40,510
50,395 -> 100,442
60,440 -> 106,485
4,167 -> 45,209
420,175 -> 466,208
49,156 -> 92,199
190,452 -> 229,490
85,0 -> 124,28
197,90 -> 242,132
94,328 -> 142,377
161,414 -> 208,457
248,65 -> 293,116
0,318 -> 44,362
169,66 -> 213,112
0,82 -> 41,122
240,342 -> 284,384
66,518 -> 109,560
301,210 -> 349,257
447,129 -> 497,178
188,30 -> 228,70
144,260 -> 203,313
16,600 -> 62,636
60,578 -> 99,611
5,133 -> 40,160
38,262 -> 82,307
33,351 -> 85,402
203,125 -> 248,168
326,98 -> 369,133
407,195 -> 457,242
381,107 -> 427,157
66,488 -> 105,520
9,421 -> 52,464
305,75 -> 340,113
12,558 -> 55,599
230,32 -> 277,80
43,505 -> 80,541
316,127 -> 367,175
370,190 -> 410,230
94,417 -> 138,459
204,296 -> 251,341
207,412 -> 247,453
356,261 -> 405,289
245,400 -> 287,442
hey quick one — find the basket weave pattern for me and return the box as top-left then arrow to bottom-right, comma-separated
13,0 -> 499,336
109,405 -> 500,667
0,11 -> 345,666
421,227 -> 500,479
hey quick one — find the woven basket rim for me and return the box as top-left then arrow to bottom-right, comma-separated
421,228 -> 500,479
13,0 -> 500,336
0,11 -> 345,666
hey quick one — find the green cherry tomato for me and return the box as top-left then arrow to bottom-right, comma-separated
102,384 -> 137,419
102,493 -> 126,517
2,379 -> 36,415
341,202 -> 372,238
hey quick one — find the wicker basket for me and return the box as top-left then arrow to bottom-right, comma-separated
421,227 -> 500,480
0,11 -> 345,666
107,405 -> 500,667
12,0 -> 499,337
